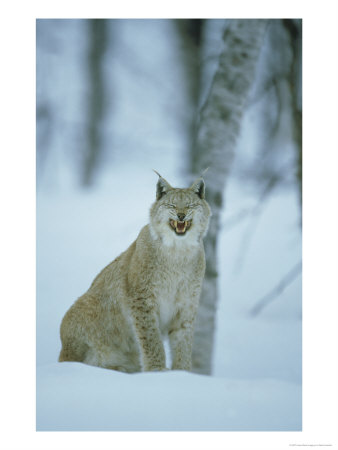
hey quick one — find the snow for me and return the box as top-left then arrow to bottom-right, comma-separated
37,363 -> 301,431
36,19 -> 302,433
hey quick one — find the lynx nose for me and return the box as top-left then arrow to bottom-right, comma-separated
177,213 -> 186,221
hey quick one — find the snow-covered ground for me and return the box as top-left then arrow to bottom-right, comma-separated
37,362 -> 300,431
36,19 -> 302,432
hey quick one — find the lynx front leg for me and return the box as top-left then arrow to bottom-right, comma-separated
131,299 -> 166,372
169,312 -> 196,371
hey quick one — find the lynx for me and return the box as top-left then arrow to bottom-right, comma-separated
59,173 -> 211,373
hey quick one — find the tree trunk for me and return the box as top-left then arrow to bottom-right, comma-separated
82,19 -> 108,187
174,19 -> 205,168
283,19 -> 302,222
192,19 -> 268,375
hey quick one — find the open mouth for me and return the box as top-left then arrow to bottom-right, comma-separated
169,219 -> 192,235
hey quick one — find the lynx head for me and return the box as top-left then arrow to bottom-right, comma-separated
149,172 -> 211,246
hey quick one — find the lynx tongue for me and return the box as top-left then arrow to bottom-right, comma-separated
169,219 -> 191,234
176,221 -> 186,233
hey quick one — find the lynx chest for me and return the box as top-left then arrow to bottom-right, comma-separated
153,249 -> 202,333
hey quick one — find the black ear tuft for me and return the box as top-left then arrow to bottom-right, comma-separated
190,178 -> 205,199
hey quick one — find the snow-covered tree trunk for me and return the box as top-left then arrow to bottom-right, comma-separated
192,19 -> 268,374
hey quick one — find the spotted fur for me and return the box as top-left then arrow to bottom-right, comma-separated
59,174 -> 211,372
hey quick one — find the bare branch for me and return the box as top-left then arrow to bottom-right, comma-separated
249,261 -> 302,316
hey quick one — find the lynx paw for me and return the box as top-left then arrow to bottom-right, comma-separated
145,366 -> 169,372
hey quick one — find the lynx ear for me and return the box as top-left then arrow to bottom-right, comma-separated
190,177 -> 205,199
153,170 -> 173,200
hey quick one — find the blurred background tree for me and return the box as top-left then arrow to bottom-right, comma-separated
82,19 -> 108,187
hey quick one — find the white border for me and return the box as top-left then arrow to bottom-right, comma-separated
1,1 -> 337,449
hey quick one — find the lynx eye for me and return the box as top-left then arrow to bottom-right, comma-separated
187,203 -> 198,208
165,203 -> 176,208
